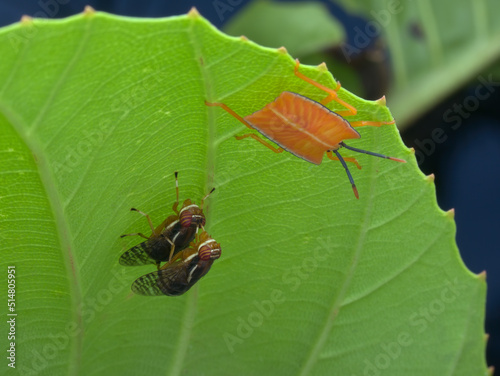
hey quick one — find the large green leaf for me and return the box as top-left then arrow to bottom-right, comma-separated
0,8 -> 488,376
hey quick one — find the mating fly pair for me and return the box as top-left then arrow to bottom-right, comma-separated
119,172 -> 221,296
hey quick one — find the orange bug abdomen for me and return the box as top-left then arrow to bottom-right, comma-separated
244,91 -> 361,165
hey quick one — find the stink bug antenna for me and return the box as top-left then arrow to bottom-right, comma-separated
334,150 -> 359,199
339,142 -> 406,163
200,187 -> 215,210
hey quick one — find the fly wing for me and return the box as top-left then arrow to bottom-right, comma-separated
119,241 -> 157,266
131,263 -> 189,296
120,235 -> 178,266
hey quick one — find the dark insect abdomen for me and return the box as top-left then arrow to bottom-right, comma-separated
146,236 -> 175,262
157,274 -> 189,296
156,257 -> 199,296
157,259 -> 213,296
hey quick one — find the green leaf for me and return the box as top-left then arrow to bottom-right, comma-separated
332,0 -> 500,126
0,9 -> 487,376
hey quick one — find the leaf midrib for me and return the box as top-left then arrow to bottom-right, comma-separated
166,14 -> 217,376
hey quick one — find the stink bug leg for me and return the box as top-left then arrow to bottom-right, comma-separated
326,151 -> 362,170
293,59 -> 357,117
339,142 -> 406,164
235,133 -> 284,153
333,150 -> 359,199
205,100 -> 285,153
205,101 -> 253,130
294,59 -> 396,130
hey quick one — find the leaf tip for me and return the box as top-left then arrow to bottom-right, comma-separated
83,5 -> 96,16
478,270 -> 487,280
409,147 -> 415,154
445,208 -> 455,219
20,15 -> 33,25
375,95 -> 387,106
488,366 -> 495,376
188,7 -> 201,18
239,35 -> 249,41
277,46 -> 287,54
425,173 -> 435,183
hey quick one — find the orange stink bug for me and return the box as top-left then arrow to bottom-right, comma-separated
205,59 -> 405,199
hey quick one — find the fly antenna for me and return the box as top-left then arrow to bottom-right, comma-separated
200,187 -> 215,210
172,171 -> 180,213
174,171 -> 179,203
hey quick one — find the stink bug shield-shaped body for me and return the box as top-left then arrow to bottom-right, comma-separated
205,59 -> 406,198
119,172 -> 215,268
131,231 -> 222,296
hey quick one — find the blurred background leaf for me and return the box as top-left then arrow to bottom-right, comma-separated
224,0 -> 345,57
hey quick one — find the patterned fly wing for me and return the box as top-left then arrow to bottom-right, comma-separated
131,251 -> 199,296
